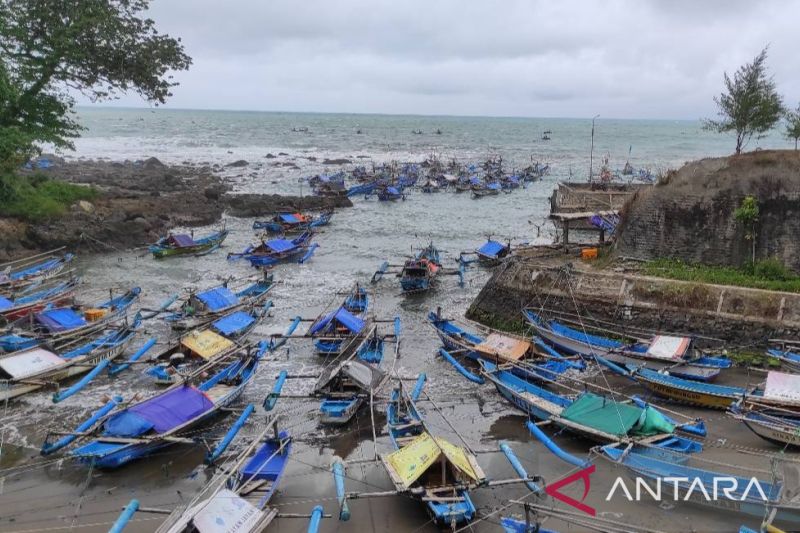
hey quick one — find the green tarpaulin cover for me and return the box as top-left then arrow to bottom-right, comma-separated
560,392 -> 674,437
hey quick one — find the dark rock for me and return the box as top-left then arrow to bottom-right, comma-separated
265,153 -> 276,159
278,152 -> 289,156
223,193 -> 352,217
322,158 -> 352,165
226,159 -> 249,167
143,157 -> 165,169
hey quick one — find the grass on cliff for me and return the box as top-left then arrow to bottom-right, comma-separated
643,258 -> 800,293
0,173 -> 97,222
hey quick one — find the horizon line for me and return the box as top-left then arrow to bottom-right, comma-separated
74,104 -> 702,123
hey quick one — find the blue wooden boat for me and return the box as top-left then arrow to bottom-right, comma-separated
347,181 -> 377,197
229,231 -> 317,268
0,317 -> 142,402
459,239 -> 511,267
428,310 -> 582,383
383,378 -> 485,526
155,419 -> 294,532
400,243 -> 441,293
601,444 -> 800,529
377,186 -> 404,201
767,348 -> 800,373
0,250 -> 75,295
44,343 -> 268,468
149,229 -> 229,259
163,273 -> 274,331
733,409 -> 800,448
344,283 -> 369,314
475,239 -> 511,265
0,277 -> 80,322
480,360 -> 705,451
145,301 -> 273,385
252,210 -> 333,234
471,181 -> 501,198
1,286 -> 140,350
316,347 -> 387,425
523,310 -> 730,382
308,283 -> 370,356
605,362 -> 800,413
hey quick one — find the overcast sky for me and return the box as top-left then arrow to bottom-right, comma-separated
95,0 -> 800,119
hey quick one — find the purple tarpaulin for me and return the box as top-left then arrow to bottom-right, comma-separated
132,386 -> 213,433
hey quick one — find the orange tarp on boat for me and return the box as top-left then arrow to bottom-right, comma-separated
475,333 -> 530,361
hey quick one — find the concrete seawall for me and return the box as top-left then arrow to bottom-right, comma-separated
467,255 -> 800,348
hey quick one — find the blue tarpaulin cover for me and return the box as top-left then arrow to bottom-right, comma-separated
212,311 -> 255,336
387,187 -> 400,195
469,176 -> 481,185
310,307 -> 365,335
0,296 -> 12,311
35,308 -> 87,332
196,286 -> 239,311
103,386 -> 214,437
169,234 -> 196,247
279,214 -> 300,223
487,182 -> 501,190
477,240 -> 505,258
266,239 -> 295,253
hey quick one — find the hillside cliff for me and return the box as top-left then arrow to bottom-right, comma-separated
615,150 -> 800,271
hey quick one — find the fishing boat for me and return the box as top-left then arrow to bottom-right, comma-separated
154,419 -> 297,533
43,343 -> 268,468
767,347 -> 800,373
733,409 -> 800,448
523,310 -> 730,381
0,317 -> 142,402
0,250 -> 75,295
459,238 -> 511,267
0,286 -> 140,351
149,229 -> 229,259
471,181 -> 501,198
228,231 -> 317,267
383,380 -> 486,526
163,273 -> 274,331
309,284 -> 369,356
480,359 -> 705,451
600,444 -> 800,529
145,301 -> 272,385
252,210 -> 333,234
601,360 -> 800,412
377,186 -> 404,201
400,243 -> 441,293
316,348 -> 388,425
0,277 -> 80,322
428,310 -> 582,382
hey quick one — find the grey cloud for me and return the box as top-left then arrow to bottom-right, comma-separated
87,0 -> 800,118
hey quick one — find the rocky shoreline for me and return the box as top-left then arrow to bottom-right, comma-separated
0,156 -> 351,261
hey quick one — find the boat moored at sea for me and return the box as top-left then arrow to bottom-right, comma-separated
149,229 -> 229,259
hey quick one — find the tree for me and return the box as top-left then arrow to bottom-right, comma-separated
0,0 -> 191,167
786,103 -> 800,150
734,195 -> 759,266
704,47 -> 784,155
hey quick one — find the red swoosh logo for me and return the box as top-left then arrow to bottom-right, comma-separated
545,465 -> 596,516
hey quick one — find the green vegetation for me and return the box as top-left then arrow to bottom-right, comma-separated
0,173 -> 97,221
643,258 -> 800,293
734,195 -> 760,264
704,46 -> 784,154
0,0 -> 189,220
727,350 -> 781,368
786,103 -> 800,150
